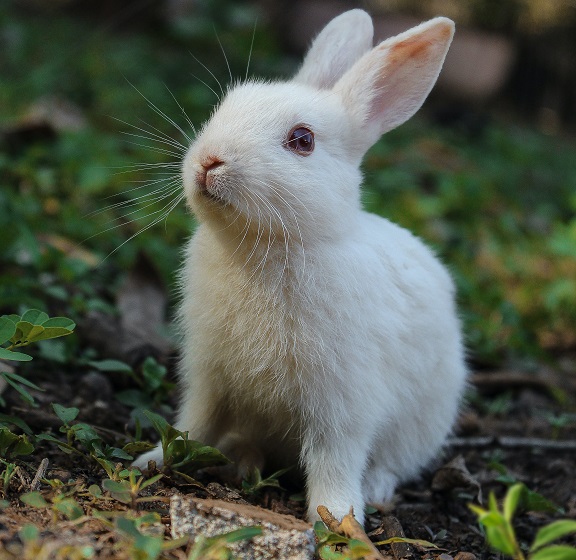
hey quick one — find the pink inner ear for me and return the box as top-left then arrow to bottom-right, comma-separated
367,22 -> 453,132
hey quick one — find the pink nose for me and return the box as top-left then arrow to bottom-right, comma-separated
197,158 -> 223,192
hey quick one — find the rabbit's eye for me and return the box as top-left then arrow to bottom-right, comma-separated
286,126 -> 314,155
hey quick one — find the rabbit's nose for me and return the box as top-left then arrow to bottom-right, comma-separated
197,158 -> 224,192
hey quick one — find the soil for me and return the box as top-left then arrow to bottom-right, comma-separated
1,350 -> 576,559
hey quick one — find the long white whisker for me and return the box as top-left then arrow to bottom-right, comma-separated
189,52 -> 224,99
245,19 -> 258,82
214,29 -> 233,86
111,115 -> 187,151
122,140 -> 184,159
125,78 -> 193,143
163,83 -> 197,137
89,180 -> 181,217
101,192 -> 185,262
85,188 -> 182,243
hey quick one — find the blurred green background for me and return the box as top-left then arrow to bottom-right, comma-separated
1,0 -> 575,368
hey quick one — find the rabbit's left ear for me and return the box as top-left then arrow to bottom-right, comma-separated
334,17 -> 454,152
293,9 -> 374,89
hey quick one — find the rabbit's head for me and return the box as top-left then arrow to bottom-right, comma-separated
182,10 -> 454,247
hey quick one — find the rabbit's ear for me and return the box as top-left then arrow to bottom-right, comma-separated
335,18 -> 454,151
293,9 -> 373,90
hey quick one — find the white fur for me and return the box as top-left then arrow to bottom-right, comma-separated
134,12 -> 466,525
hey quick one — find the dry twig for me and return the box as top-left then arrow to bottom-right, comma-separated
30,458 -> 49,491
317,505 -> 391,560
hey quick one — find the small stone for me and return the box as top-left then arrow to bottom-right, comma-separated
454,552 -> 477,560
170,494 -> 315,560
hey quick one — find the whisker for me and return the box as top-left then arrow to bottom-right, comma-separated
111,115 -> 187,151
245,18 -> 258,82
214,28 -> 233,85
85,187 -> 183,243
102,174 -> 179,200
101,192 -> 185,262
125,77 -> 193,143
189,51 -> 224,99
89,179 -> 181,217
163,83 -> 197,137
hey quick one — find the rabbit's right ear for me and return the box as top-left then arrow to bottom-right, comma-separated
293,9 -> 374,90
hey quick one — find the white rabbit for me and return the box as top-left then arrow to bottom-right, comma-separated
134,9 -> 467,525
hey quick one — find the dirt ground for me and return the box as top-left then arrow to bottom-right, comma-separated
1,348 -> 576,559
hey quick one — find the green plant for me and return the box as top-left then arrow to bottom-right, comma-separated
0,427 -> 34,459
37,403 -> 134,479
241,466 -> 291,495
470,483 -> 576,560
543,412 -> 576,440
102,470 -> 164,510
103,356 -> 175,411
142,410 -> 229,475
314,521 -> 381,560
0,459 -> 20,497
0,310 -> 75,407
488,460 -> 563,514
20,487 -> 84,522
187,526 -> 263,560
314,521 -> 436,560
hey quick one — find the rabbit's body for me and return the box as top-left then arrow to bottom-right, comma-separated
135,10 -> 467,523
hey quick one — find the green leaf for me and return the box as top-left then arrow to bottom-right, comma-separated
42,317 -> 76,330
214,526 -> 263,543
531,521 -> 576,552
2,371 -> 42,391
52,403 -> 80,424
142,410 -> 171,441
36,433 -> 79,455
18,523 -> 39,542
522,487 -> 563,514
20,491 -> 49,508
476,510 -> 507,528
115,516 -> 141,538
0,316 -> 17,345
504,483 -> 524,521
88,484 -> 103,498
54,498 -> 83,520
486,525 -> 517,556
140,473 -> 164,490
133,534 -> 163,560
2,374 -> 37,405
88,359 -> 132,373
21,309 -> 49,325
168,439 -> 230,471
0,427 -> 34,457
28,326 -> 74,343
102,479 -> 132,503
108,447 -> 133,461
530,545 -> 576,560
0,347 -> 33,361
0,413 -> 33,435
373,536 -> 438,549
142,357 -> 166,391
15,321 -> 44,343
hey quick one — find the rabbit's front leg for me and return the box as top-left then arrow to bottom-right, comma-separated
302,424 -> 372,526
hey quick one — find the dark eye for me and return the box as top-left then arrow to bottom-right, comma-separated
285,126 -> 314,155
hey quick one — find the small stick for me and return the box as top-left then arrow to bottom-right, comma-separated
379,516 -> 412,560
30,458 -> 49,491
317,505 -> 340,532
317,505 -> 390,560
448,436 -> 576,450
